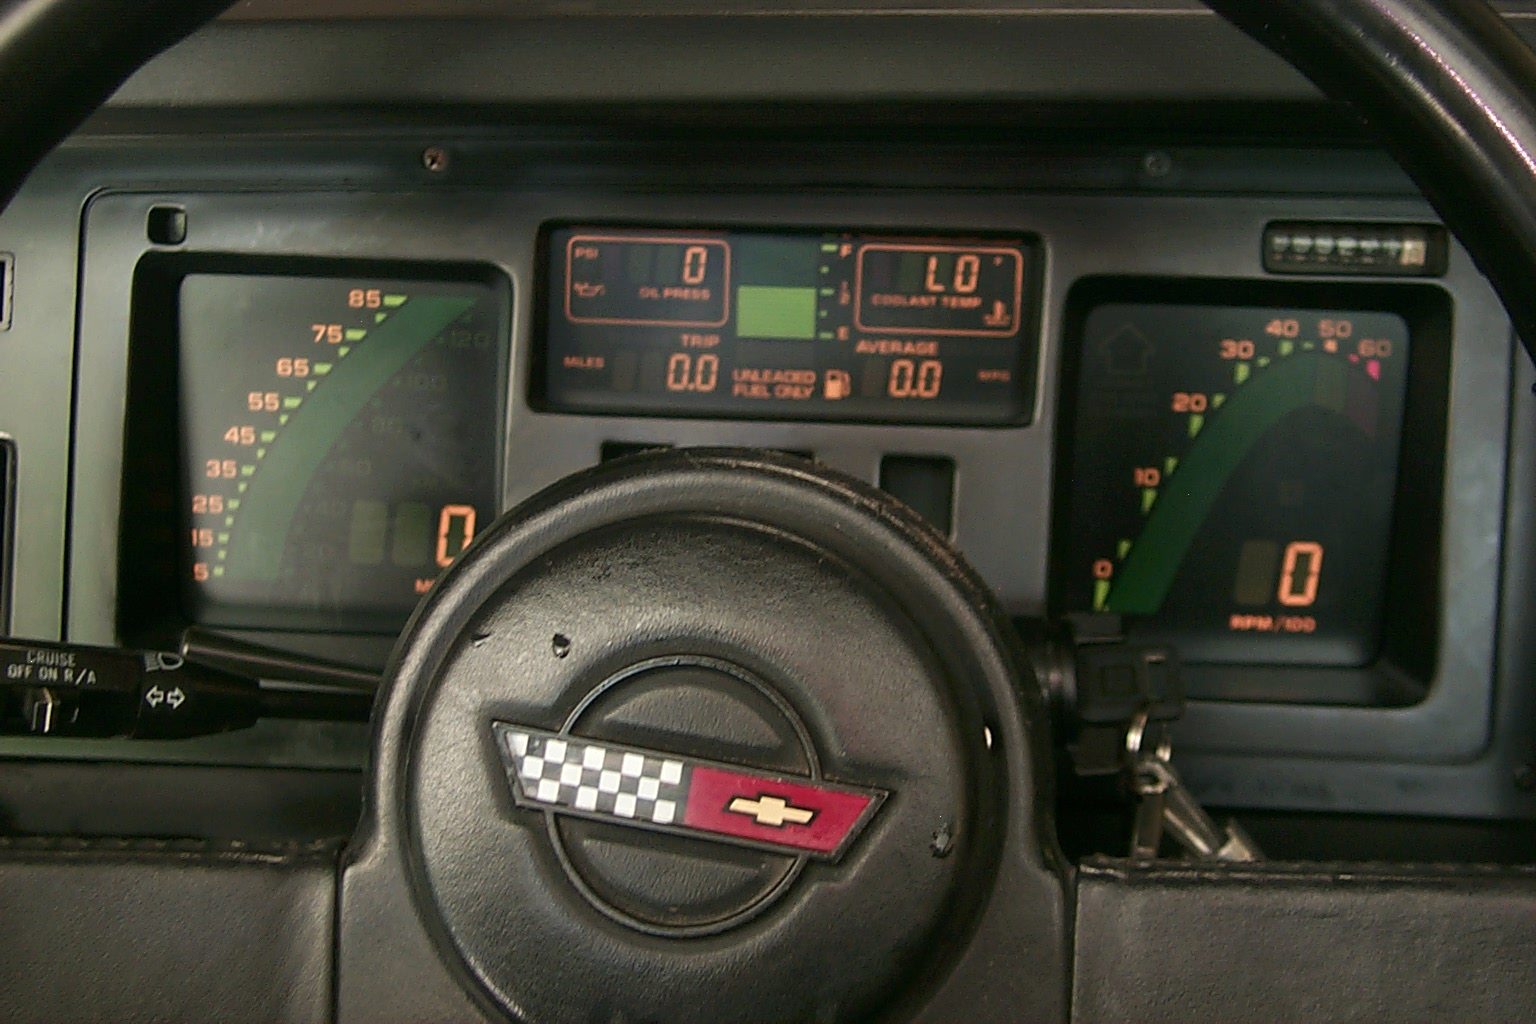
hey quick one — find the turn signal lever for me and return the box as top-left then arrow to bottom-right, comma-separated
0,635 -> 374,739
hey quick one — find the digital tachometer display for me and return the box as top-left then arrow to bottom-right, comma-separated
178,272 -> 503,630
539,226 -> 1036,424
1059,298 -> 1411,667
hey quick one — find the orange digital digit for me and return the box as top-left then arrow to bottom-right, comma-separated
1278,541 -> 1324,607
665,352 -> 719,393
681,245 -> 709,286
954,254 -> 981,294
888,359 -> 943,399
435,505 -> 478,568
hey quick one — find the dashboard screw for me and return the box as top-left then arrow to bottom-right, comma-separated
551,634 -> 572,659
930,823 -> 955,858
422,146 -> 450,173
1515,764 -> 1536,792
1141,150 -> 1174,179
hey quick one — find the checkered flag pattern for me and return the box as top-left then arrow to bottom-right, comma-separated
506,729 -> 689,825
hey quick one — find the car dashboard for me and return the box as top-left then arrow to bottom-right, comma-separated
1,1 -> 1535,847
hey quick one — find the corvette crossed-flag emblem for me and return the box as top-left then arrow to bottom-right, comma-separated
494,724 -> 886,861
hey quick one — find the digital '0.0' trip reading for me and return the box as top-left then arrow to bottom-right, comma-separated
543,227 -> 1034,425
179,273 -> 500,627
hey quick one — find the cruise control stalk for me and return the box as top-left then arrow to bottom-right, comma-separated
0,636 -> 373,739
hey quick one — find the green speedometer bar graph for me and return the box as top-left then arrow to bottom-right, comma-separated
178,272 -> 503,632
1061,299 -> 1410,667
222,294 -> 476,581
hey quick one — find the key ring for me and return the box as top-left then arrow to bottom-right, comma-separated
1123,707 -> 1172,765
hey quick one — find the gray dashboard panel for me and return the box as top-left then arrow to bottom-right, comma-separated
0,168 -> 88,642
33,162 -> 1516,820
104,9 -> 1318,111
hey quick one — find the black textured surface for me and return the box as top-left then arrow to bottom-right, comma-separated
0,759 -> 362,841
344,449 -> 1066,1024
0,837 -> 337,1024
1073,857 -> 1536,1024
414,518 -> 975,1022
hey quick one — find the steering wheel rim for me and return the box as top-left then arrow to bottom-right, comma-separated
1205,0 -> 1536,363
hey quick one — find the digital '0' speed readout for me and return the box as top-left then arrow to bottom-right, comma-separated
540,226 -> 1036,424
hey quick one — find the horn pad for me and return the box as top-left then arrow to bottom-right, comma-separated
387,451 -> 1037,1024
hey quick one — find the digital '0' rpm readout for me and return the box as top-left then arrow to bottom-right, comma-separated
179,273 -> 502,630
541,226 -> 1035,424
1061,301 -> 1411,667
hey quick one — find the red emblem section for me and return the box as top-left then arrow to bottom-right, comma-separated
497,724 -> 887,862
684,764 -> 884,859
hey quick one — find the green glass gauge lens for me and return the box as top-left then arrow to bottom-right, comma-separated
178,273 -> 502,632
1061,301 -> 1411,667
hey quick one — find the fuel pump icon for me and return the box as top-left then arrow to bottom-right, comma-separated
823,369 -> 852,400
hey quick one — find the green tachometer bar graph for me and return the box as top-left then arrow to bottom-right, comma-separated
224,295 -> 476,581
1107,352 -> 1346,614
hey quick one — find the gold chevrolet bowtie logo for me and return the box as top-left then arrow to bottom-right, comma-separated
727,794 -> 816,828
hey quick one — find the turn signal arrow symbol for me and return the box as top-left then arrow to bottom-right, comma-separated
727,794 -> 816,828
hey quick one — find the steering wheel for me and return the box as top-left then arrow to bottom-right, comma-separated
2,1 -> 1535,1022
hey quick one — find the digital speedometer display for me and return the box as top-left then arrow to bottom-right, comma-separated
539,226 -> 1036,424
178,272 -> 503,630
1059,298 -> 1411,667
